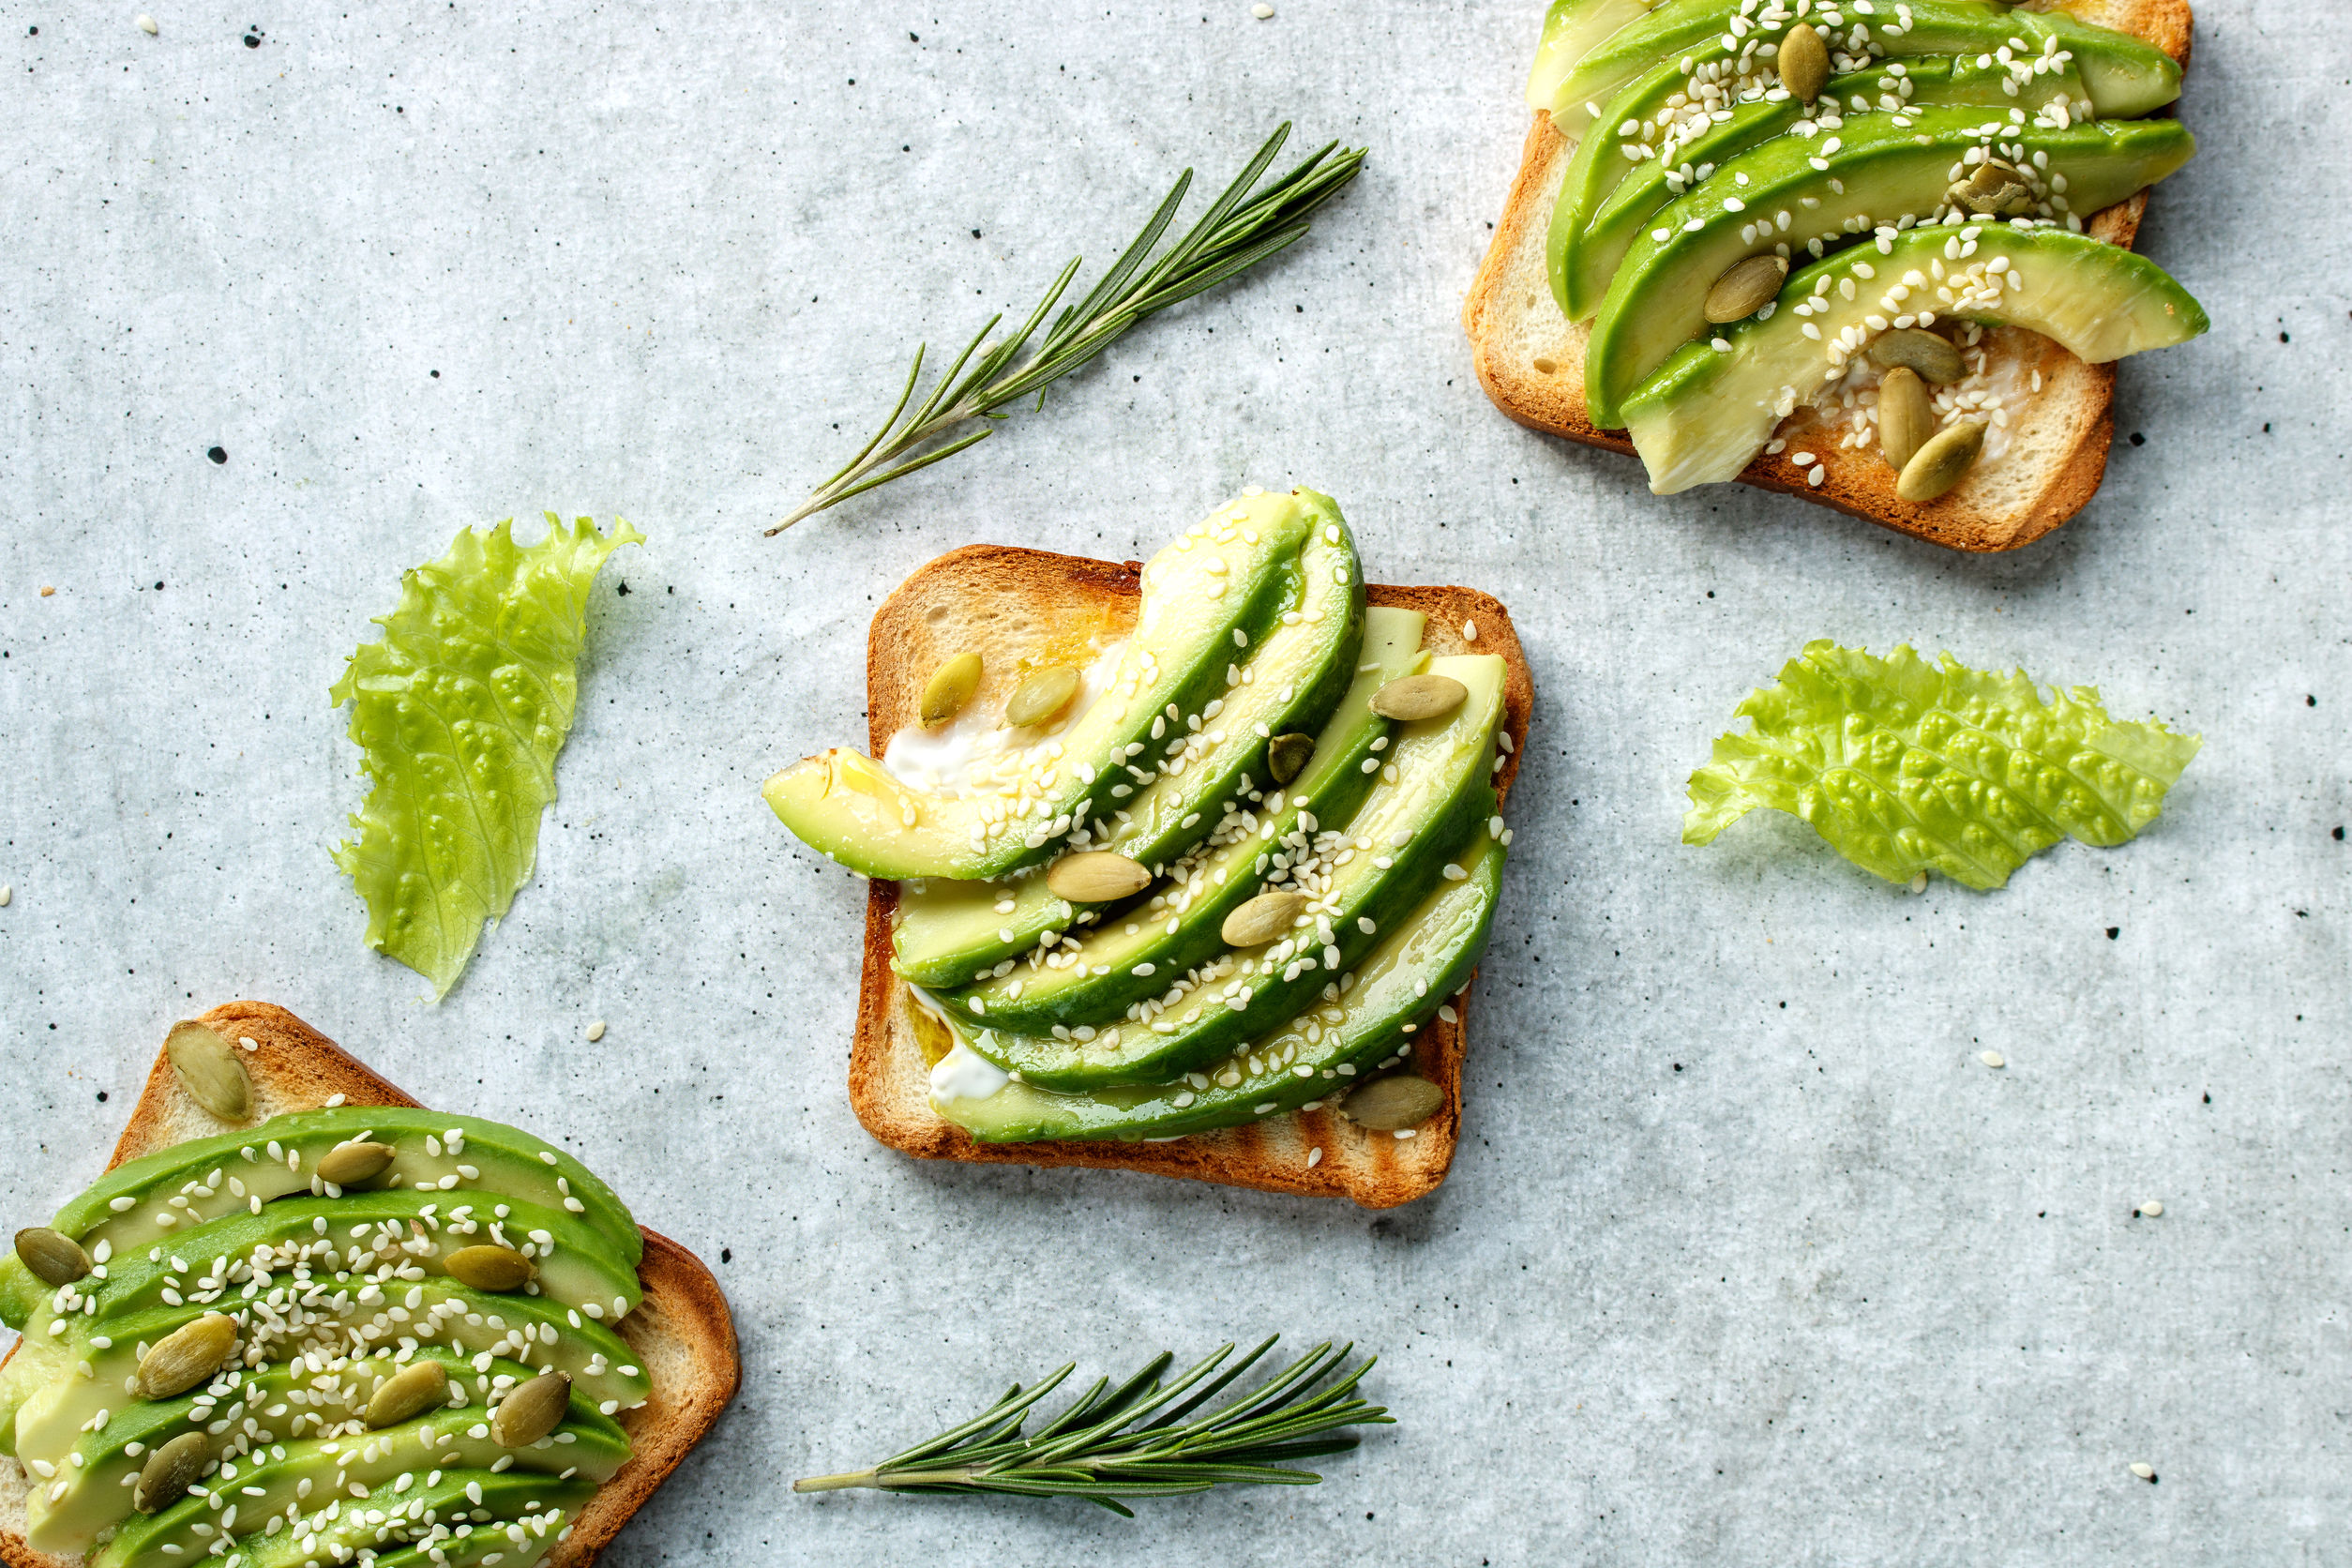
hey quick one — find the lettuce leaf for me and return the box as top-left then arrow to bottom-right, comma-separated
1684,641 -> 2201,890
331,516 -> 642,996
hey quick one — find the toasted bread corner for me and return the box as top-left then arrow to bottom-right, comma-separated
844,542 -> 1534,1210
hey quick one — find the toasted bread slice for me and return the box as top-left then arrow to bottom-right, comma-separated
0,1002 -> 738,1568
845,540 -> 1534,1210
1463,0 -> 2193,552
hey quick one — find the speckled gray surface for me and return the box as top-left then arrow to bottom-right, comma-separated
1,2 -> 2345,1562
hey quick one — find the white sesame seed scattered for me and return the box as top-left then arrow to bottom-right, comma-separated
1909,871 -> 1928,894
238,1035 -> 259,1052
324,1093 -> 346,1108
1393,1128 -> 1416,1139
2130,1462 -> 2155,1480
2138,1199 -> 2164,1217
1979,1050 -> 2005,1069
1306,1147 -> 1322,1168
137,14 -> 158,34
1252,1 -> 1274,14
0,885 -> 10,907
583,1020 -> 606,1044
1462,619 -> 1478,641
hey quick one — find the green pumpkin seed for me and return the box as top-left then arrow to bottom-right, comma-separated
444,1244 -> 535,1293
919,653 -> 982,726
490,1371 -> 571,1448
1045,851 -> 1152,904
1876,367 -> 1936,473
1896,419 -> 1988,503
1951,158 -> 2032,217
1869,327 -> 1966,385
314,1140 -> 396,1188
164,1019 -> 249,1122
1002,666 -> 1080,729
135,1312 -> 238,1400
14,1226 -> 91,1288
1369,674 -> 1468,722
1265,731 -> 1317,787
1777,22 -> 1829,102
134,1431 -> 211,1515
1704,252 -> 1788,324
364,1359 -> 450,1428
1222,891 -> 1309,948
1344,1075 -> 1445,1131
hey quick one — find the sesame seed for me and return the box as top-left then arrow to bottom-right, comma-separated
2130,1462 -> 2155,1480
582,1020 -> 606,1044
324,1093 -> 346,1108
1251,1 -> 1274,14
2137,1199 -> 2164,1217
1462,619 -> 1478,641
0,886 -> 10,907
1306,1147 -> 1323,1168
1979,1050 -> 2005,1069
137,14 -> 158,33
1908,871 -> 1928,894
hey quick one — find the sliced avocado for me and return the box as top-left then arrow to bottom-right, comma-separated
1553,53 -> 2087,319
923,607 -> 1426,1028
84,1393 -> 627,1565
222,1468 -> 596,1568
889,494 -> 1370,988
27,1347 -> 617,1556
937,837 -> 1505,1142
1527,0 -> 1662,111
1546,0 -> 2180,126
957,656 -> 1506,1091
764,490 -> 1316,882
1583,107 -> 2194,425
1621,223 -> 2209,490
1,1108 -> 641,1330
8,1261 -> 648,1467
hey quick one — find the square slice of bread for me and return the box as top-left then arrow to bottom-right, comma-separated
1462,0 -> 2193,552
844,540 -> 1535,1211
0,1002 -> 740,1568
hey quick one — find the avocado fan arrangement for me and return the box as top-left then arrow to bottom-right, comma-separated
1470,0 -> 2210,537
763,489 -> 1515,1153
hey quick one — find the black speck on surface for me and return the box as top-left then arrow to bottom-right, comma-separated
971,229 -> 982,238
430,369 -> 439,378
243,33 -> 260,47
154,581 -> 164,591
720,1247 -> 731,1263
2106,927 -> 2119,940
206,445 -> 227,464
2306,695 -> 2316,706
2129,431 -> 2146,446
615,580 -> 630,596
95,1091 -> 107,1103
2280,331 -> 2289,343
2334,826 -> 2344,841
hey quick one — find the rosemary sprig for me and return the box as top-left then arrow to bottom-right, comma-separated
792,1336 -> 1390,1516
768,124 -> 1366,535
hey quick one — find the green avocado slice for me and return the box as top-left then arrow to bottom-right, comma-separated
1621,223 -> 2209,491
889,493 -> 1369,989
1527,0 -> 1664,111
922,607 -> 1426,1031
956,656 -> 1506,1092
1582,106 -> 2194,426
936,837 -> 1507,1142
1545,0 -> 2180,127
85,1394 -> 627,1566
0,1108 -> 640,1330
763,490 -> 1315,882
1552,53 -> 2087,319
24,1347 -> 622,1557
222,1468 -> 597,1568
7,1259 -> 648,1468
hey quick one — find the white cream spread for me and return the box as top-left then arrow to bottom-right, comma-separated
881,637 -> 1128,797
929,1042 -> 1012,1104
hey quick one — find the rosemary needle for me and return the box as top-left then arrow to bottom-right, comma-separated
769,124 -> 1366,535
792,1337 -> 1390,1516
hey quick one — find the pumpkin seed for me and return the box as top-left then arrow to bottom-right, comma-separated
314,1140 -> 396,1188
1265,731 -> 1316,786
14,1226 -> 91,1287
1703,252 -> 1788,324
1869,327 -> 1966,385
1777,22 -> 1829,101
1369,674 -> 1468,722
134,1431 -> 211,1514
1896,419 -> 1987,503
444,1244 -> 535,1293
1876,367 -> 1935,472
1044,851 -> 1151,904
919,653 -> 982,726
1222,891 -> 1309,948
164,1019 -> 250,1122
364,1359 -> 450,1428
1344,1075 -> 1445,1131
1002,666 -> 1079,729
135,1313 -> 237,1400
1951,158 -> 2031,217
491,1371 -> 571,1448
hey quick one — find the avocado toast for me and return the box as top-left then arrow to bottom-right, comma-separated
0,1003 -> 738,1568
1466,0 -> 2204,550
761,490 -> 1533,1209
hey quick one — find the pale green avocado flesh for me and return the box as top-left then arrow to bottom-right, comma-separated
1621,224 -> 2210,491
763,489 -> 1317,882
1552,53 -> 2088,320
1527,0 -> 1660,110
3,1109 -> 647,1566
890,493 -> 1368,988
936,837 -> 1506,1143
921,607 -> 1426,1031
1583,108 -> 2195,426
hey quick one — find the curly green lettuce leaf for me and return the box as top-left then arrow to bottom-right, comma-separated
331,515 -> 643,996
1684,641 -> 2201,890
